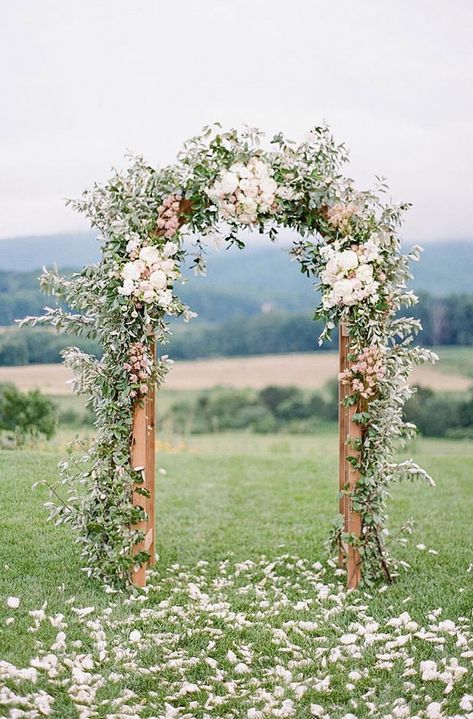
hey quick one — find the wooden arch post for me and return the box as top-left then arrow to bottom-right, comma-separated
130,340 -> 156,587
339,324 -> 362,589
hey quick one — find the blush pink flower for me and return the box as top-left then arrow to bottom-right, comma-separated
339,344 -> 386,401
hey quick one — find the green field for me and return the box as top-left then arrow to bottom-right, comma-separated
432,346 -> 473,379
1,432 -> 473,718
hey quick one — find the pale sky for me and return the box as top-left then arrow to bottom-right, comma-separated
1,0 -> 472,241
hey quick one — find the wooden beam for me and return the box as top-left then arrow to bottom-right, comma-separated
339,324 -> 362,589
131,400 -> 148,588
146,340 -> 156,566
130,338 -> 157,588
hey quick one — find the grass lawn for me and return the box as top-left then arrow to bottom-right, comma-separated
0,432 -> 473,718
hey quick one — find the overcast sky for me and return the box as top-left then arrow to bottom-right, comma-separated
1,0 -> 472,242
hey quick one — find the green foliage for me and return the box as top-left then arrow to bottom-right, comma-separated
0,383 -> 56,445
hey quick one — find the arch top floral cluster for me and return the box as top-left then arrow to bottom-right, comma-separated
25,124 -> 435,587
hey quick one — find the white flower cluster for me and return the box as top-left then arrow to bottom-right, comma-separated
118,242 -> 178,306
320,237 -> 381,309
207,159 -> 278,225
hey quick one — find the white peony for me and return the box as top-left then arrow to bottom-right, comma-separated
362,237 -> 381,262
123,261 -> 144,281
219,171 -> 239,194
139,245 -> 161,267
149,269 -> 167,290
159,258 -> 176,275
126,238 -> 140,254
158,289 -> 173,308
230,162 -> 249,178
355,263 -> 374,282
337,250 -> 359,272
142,288 -> 155,303
251,159 -> 270,178
332,278 -> 357,305
118,278 -> 135,296
239,178 -> 259,197
259,177 -> 277,196
321,257 -> 339,284
277,186 -> 296,201
163,241 -> 178,257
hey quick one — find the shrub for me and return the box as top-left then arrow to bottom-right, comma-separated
0,383 -> 57,445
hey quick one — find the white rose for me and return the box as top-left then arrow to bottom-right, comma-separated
259,177 -> 277,196
337,250 -> 359,273
229,162 -> 248,178
139,245 -> 161,267
118,278 -> 135,296
142,288 -> 155,303
160,258 -> 175,274
239,179 -> 259,198
149,269 -> 167,290
356,263 -> 374,282
333,278 -> 356,305
163,241 -> 178,257
241,197 -> 257,216
221,202 -> 236,218
126,238 -> 140,254
362,238 -> 380,262
321,257 -> 339,285
251,159 -> 270,178
122,261 -> 144,281
219,171 -> 239,195
158,289 -> 173,308
277,186 -> 295,201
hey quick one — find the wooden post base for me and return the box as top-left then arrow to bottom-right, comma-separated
339,325 -> 362,589
130,341 -> 156,588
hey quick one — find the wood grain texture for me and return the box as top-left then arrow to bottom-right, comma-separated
130,342 -> 156,587
339,325 -> 362,589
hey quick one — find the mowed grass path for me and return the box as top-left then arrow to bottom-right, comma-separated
0,433 -> 473,717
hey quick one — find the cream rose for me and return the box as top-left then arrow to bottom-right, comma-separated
163,241 -> 178,257
123,261 -> 144,281
139,245 -> 161,266
149,269 -> 167,290
219,171 -> 239,194
337,250 -> 359,272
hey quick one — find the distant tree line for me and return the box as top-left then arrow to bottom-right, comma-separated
1,296 -> 473,366
0,328 -> 101,366
163,383 -> 473,439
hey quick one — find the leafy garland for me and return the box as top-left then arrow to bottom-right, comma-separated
23,125 -> 436,588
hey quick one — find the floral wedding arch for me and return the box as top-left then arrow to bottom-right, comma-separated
24,125 -> 435,589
